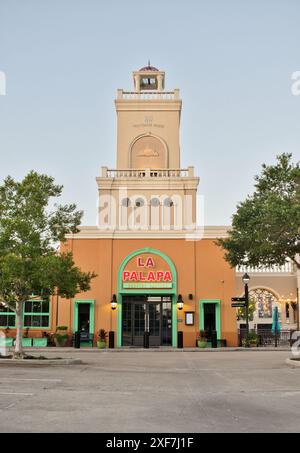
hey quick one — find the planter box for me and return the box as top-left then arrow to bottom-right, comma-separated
22,338 -> 32,347
0,338 -> 14,347
33,338 -> 48,348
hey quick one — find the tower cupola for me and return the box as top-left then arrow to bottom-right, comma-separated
133,62 -> 165,92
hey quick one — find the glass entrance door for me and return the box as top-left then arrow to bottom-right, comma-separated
122,296 -> 172,347
147,302 -> 161,347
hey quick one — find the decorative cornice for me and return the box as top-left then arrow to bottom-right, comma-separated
65,225 -> 231,240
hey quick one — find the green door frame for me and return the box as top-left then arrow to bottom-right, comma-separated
199,299 -> 221,340
73,300 -> 95,334
117,248 -> 177,348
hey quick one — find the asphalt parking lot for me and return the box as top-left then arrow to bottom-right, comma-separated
0,350 -> 299,433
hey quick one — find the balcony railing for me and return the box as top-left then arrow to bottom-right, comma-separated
117,89 -> 180,100
236,262 -> 294,274
100,167 -> 195,178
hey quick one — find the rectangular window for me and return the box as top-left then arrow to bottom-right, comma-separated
24,300 -> 50,328
0,304 -> 16,328
0,300 -> 50,329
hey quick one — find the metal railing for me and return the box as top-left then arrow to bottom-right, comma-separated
239,329 -> 294,347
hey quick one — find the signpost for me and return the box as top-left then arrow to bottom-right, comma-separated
231,297 -> 246,308
231,280 -> 250,348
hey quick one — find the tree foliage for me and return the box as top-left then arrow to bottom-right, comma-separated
237,298 -> 256,322
218,154 -> 300,269
0,171 -> 96,356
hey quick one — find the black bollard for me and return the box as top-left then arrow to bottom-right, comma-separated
211,330 -> 218,348
177,331 -> 183,349
74,331 -> 81,349
109,331 -> 115,349
144,331 -> 149,349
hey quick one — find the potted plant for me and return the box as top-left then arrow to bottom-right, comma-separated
54,326 -> 68,347
97,329 -> 108,349
197,331 -> 207,349
242,331 -> 258,347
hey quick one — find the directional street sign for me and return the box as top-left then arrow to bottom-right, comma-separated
231,297 -> 246,308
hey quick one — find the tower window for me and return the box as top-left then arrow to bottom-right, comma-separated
164,198 -> 174,207
135,198 -> 145,208
121,198 -> 131,208
150,198 -> 160,207
140,77 -> 158,90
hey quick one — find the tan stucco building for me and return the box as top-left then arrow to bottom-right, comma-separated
57,64 -> 239,347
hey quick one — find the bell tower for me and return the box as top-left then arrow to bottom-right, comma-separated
115,63 -> 181,170
97,64 -> 199,233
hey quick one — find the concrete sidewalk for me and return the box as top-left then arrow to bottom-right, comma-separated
17,346 -> 292,353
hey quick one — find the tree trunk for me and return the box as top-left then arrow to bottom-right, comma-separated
14,300 -> 24,359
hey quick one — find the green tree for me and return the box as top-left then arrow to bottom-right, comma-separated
237,298 -> 256,322
218,154 -> 300,269
0,171 -> 96,358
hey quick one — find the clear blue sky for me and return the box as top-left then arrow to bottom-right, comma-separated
0,0 -> 299,226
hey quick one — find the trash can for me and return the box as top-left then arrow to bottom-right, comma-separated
177,331 -> 183,349
211,330 -> 218,348
74,331 -> 81,349
144,331 -> 149,349
109,331 -> 115,349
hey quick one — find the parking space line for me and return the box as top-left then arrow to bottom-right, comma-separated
0,378 -> 62,383
0,392 -> 34,396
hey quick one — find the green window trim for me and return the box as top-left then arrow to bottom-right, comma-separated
73,300 -> 95,335
117,248 -> 178,348
199,299 -> 221,340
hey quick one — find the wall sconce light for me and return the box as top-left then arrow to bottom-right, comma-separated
111,294 -> 117,310
177,294 -> 184,311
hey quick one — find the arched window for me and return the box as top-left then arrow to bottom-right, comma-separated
150,197 -> 160,207
121,198 -> 131,208
163,197 -> 174,207
135,198 -> 145,208
249,289 -> 279,319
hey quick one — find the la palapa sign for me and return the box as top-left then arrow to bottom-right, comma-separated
122,255 -> 173,288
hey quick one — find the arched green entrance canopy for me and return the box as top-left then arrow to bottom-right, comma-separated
117,248 -> 177,347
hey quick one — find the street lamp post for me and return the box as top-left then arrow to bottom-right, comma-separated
243,273 -> 250,348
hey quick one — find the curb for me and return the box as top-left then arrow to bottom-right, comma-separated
15,347 -> 292,353
286,358 -> 300,367
0,358 -> 83,366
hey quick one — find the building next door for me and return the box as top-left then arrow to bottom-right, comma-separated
122,296 -> 172,347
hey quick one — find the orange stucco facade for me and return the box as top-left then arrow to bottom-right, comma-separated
56,237 -> 238,347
